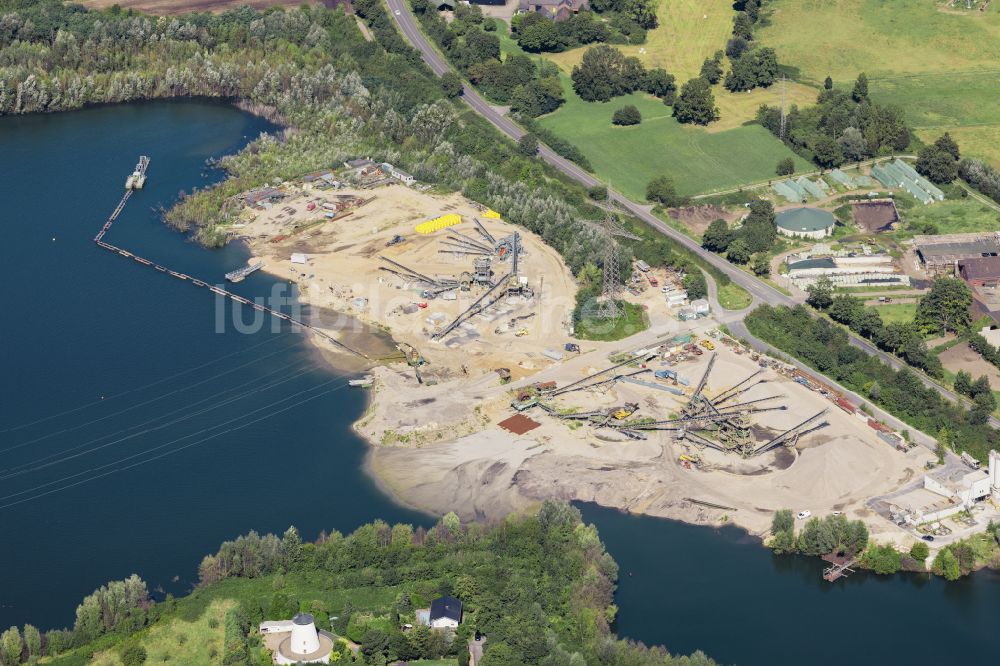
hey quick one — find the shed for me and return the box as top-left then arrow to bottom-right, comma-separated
290,253 -> 308,264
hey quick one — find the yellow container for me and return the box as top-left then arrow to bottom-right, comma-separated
415,213 -> 462,234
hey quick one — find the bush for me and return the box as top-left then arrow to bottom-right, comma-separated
612,105 -> 642,126
645,175 -> 683,206
909,541 -> 930,561
121,644 -> 147,666
588,185 -> 608,201
518,133 -> 539,157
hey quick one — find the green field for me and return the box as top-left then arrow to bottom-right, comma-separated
537,82 -> 811,198
717,283 -> 753,310
896,196 -> 1000,235
870,302 -> 917,325
758,0 -> 1000,167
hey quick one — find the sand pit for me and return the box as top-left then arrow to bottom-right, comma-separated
369,331 -> 932,537
240,183 -> 578,378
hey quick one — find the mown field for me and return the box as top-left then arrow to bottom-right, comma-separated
537,80 -> 811,198
542,0 -> 734,81
757,0 -> 1000,167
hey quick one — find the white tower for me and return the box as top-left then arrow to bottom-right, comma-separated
290,613 -> 321,656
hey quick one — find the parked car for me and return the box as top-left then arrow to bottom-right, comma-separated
922,535 -> 935,542
797,510 -> 811,520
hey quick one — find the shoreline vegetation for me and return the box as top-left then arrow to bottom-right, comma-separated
4,502 -> 718,665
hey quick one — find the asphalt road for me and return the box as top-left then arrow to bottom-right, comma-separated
385,0 -> 791,308
384,0 -> 996,427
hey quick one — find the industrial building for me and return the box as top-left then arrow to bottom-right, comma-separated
914,233 -> 1000,277
774,208 -> 835,239
893,451 -> 1000,526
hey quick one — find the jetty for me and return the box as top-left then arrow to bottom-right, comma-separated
95,157 -> 367,359
821,553 -> 858,582
225,261 -> 265,283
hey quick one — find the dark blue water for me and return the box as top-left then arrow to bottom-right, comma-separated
0,100 -> 430,630
4,101 -> 1000,666
579,502 -> 1000,666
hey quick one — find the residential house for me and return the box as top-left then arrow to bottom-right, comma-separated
518,0 -> 590,21
429,595 -> 463,630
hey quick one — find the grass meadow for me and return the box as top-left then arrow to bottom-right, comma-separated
758,0 -> 1000,167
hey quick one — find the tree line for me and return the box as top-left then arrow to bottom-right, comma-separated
745,304 -> 1000,463
757,73 -> 912,168
512,6 -> 650,54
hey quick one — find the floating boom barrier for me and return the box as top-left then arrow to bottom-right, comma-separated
94,158 -> 367,359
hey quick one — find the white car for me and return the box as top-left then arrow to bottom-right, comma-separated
796,510 -> 812,520
394,9 -> 401,14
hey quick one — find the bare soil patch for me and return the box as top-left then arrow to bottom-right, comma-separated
668,204 -> 740,236
939,342 -> 1000,390
852,200 -> 899,233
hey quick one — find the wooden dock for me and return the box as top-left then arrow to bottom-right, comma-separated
94,160 -> 368,359
822,554 -> 858,582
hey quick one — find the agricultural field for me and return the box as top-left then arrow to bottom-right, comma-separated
537,80 -> 811,198
757,0 -> 1000,167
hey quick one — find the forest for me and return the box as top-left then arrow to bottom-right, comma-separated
0,503 -> 717,666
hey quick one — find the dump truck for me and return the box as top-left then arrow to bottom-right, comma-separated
700,340 -> 715,351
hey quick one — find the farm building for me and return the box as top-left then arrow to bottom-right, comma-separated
785,253 -> 908,289
914,233 -> 1000,277
775,207 -> 835,239
519,0 -> 590,21
959,256 -> 1000,287
871,159 -> 943,205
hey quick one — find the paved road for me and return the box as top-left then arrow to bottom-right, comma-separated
384,0 -> 996,428
386,0 -> 791,309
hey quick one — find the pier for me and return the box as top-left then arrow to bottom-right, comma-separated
822,554 -> 858,582
94,158 -> 367,359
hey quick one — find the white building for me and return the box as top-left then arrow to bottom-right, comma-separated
381,162 -> 414,186
260,613 -> 335,665
906,451 -> 1000,524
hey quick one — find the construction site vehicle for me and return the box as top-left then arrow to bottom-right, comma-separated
961,452 -> 981,470
564,343 -> 580,353
654,369 -> 690,386
613,402 -> 639,420
700,340 -> 715,350
511,396 -> 538,411
306,202 -> 316,211
647,275 -> 659,287
514,328 -> 528,337
385,234 -> 405,247
417,302 -> 428,309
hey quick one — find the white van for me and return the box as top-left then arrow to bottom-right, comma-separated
796,510 -> 812,520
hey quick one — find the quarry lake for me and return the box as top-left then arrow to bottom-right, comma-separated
2,101 -> 998,665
